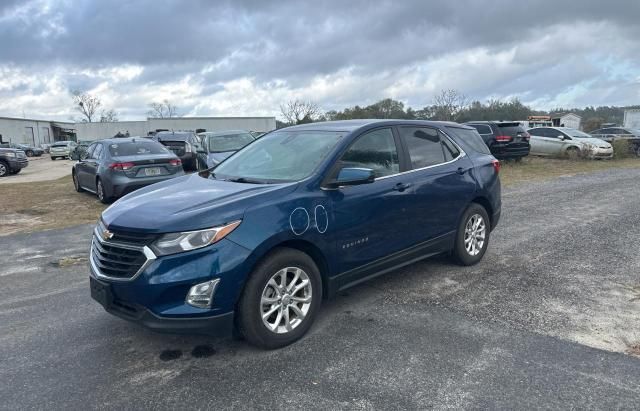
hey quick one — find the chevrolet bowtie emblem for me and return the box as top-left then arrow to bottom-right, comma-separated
102,229 -> 114,241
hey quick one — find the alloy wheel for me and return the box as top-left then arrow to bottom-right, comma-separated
260,267 -> 312,334
0,163 -> 7,177
464,214 -> 486,256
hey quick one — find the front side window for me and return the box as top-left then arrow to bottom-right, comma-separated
214,130 -> 344,183
340,128 -> 399,178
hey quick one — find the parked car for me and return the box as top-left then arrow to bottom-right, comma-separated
153,131 -> 204,171
40,143 -> 51,153
0,147 -> 28,177
589,127 -> 640,156
465,121 -> 530,160
50,141 -> 77,160
70,140 -> 94,160
527,127 -> 613,159
89,120 -> 501,348
196,130 -> 255,168
0,143 -> 44,157
72,137 -> 185,203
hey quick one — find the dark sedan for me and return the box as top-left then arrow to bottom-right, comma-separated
196,130 -> 255,168
72,137 -> 185,203
0,143 -> 44,157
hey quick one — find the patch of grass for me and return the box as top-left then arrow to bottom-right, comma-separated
499,156 -> 640,187
0,175 -> 106,236
52,256 -> 88,268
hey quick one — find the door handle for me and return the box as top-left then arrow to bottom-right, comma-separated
393,182 -> 411,192
457,167 -> 467,175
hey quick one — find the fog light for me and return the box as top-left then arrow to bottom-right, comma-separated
186,279 -> 220,309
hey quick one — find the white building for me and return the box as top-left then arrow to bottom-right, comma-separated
0,116 -> 75,146
623,109 -> 640,129
0,116 -> 276,145
551,113 -> 582,130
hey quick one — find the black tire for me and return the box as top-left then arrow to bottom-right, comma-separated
0,161 -> 8,177
565,147 -> 580,160
51,156 -> 56,161
72,171 -> 83,192
25,150 -> 34,157
452,203 -> 491,266
96,178 -> 110,204
237,248 -> 322,349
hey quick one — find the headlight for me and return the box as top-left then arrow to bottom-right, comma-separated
150,220 -> 241,256
5,152 -> 16,157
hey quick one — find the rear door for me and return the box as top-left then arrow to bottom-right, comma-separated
397,126 -> 476,242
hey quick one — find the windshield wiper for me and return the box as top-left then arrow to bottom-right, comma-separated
225,177 -> 264,184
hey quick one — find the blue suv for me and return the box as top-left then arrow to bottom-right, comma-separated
89,120 -> 501,348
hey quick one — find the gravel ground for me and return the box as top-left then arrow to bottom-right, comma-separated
1,168 -> 640,409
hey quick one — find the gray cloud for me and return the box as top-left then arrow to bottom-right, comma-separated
0,0 -> 638,120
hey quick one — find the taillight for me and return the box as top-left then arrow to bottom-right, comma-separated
492,159 -> 501,174
109,162 -> 135,171
495,135 -> 513,142
169,159 -> 182,166
522,132 -> 530,141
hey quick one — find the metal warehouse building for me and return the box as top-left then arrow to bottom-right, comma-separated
0,116 -> 276,146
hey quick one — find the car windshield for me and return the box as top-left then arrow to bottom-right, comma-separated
213,130 -> 344,183
207,133 -> 254,152
564,129 -> 592,138
108,141 -> 169,156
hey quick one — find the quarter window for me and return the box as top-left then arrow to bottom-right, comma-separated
469,124 -> 492,135
341,128 -> 399,178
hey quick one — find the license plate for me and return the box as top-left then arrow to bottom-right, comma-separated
90,276 -> 112,308
144,167 -> 161,176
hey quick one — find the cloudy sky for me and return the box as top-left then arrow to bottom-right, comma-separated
1,0 -> 639,121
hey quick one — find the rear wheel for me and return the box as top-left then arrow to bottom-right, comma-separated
452,203 -> 490,266
72,171 -> 83,192
51,156 -> 56,161
96,178 -> 110,203
25,150 -> 34,157
237,248 -> 322,349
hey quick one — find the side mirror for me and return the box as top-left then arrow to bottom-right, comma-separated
326,167 -> 375,188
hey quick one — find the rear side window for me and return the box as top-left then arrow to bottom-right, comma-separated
341,128 -> 399,178
398,127 -> 455,168
445,127 -> 491,155
468,124 -> 492,135
108,141 -> 169,156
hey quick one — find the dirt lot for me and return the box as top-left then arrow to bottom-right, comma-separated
0,154 -> 74,184
2,166 -> 640,409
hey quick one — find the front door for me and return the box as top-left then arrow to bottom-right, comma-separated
327,127 -> 413,274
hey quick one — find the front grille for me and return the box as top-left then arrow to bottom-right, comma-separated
91,237 -> 147,279
107,229 -> 158,247
17,152 -> 26,159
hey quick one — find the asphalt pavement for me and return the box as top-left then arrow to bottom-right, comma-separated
2,168 -> 640,409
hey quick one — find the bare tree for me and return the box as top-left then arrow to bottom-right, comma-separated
99,109 -> 119,122
280,99 -> 320,125
147,100 -> 179,118
72,90 -> 102,123
432,89 -> 468,121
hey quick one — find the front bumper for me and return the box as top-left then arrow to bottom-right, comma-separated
8,158 -> 28,170
589,147 -> 614,159
89,234 -> 252,336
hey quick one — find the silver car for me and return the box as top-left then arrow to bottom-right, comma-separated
50,141 -> 78,160
527,127 -> 613,159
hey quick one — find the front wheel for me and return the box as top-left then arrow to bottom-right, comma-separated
452,203 -> 490,266
25,150 -> 34,157
51,156 -> 56,161
237,248 -> 322,349
0,162 -> 8,177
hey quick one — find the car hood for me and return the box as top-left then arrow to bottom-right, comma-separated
206,151 -> 234,167
576,138 -> 612,147
102,173 -> 297,233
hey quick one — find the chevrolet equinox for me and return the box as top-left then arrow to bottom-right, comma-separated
89,120 -> 501,348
